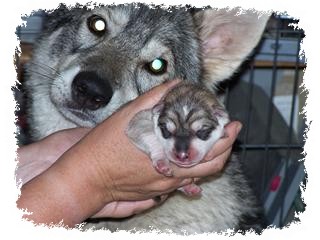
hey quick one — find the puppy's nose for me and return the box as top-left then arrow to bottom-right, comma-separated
71,71 -> 113,110
175,151 -> 189,162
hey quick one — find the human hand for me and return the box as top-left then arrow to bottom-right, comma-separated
17,80 -> 241,226
75,81 -> 242,204
17,127 -> 170,219
89,98 -> 241,218
17,80 -> 184,226
71,80 -> 194,203
92,195 -> 168,218
19,123 -> 241,219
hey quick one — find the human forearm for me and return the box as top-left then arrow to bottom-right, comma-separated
17,143 -> 111,227
16,128 -> 91,185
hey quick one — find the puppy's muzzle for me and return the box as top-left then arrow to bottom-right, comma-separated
71,71 -> 113,110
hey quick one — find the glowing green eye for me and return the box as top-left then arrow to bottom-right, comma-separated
94,19 -> 106,31
87,15 -> 107,36
151,59 -> 163,71
147,58 -> 167,75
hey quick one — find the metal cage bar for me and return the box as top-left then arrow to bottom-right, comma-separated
229,15 -> 306,227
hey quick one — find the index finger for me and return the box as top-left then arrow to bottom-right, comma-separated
115,79 -> 181,128
127,79 -> 181,115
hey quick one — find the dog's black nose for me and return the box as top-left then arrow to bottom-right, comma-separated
71,71 -> 113,110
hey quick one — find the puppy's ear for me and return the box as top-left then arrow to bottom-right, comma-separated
211,105 -> 230,125
195,8 -> 270,87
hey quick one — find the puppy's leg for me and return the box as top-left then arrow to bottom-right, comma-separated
151,157 -> 173,177
178,183 -> 202,197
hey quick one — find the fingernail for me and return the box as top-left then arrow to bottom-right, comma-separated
236,123 -> 242,134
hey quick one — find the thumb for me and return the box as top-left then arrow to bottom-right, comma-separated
129,79 -> 181,113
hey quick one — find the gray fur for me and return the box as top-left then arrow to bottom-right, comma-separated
126,109 -> 155,157
24,4 -> 269,234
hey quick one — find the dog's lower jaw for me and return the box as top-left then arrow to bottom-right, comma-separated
58,106 -> 98,128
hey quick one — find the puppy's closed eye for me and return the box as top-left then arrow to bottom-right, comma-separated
195,127 -> 214,140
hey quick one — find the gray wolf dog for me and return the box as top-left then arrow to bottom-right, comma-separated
24,3 -> 269,234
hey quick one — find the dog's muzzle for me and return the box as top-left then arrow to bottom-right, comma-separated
71,71 -> 113,110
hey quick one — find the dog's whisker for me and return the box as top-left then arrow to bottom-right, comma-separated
28,61 -> 60,75
26,69 -> 58,81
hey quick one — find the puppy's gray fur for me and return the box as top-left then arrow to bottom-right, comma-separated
24,4 -> 269,234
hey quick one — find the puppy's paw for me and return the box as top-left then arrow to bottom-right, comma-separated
153,159 -> 173,177
178,183 -> 202,197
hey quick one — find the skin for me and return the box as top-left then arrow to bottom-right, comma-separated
16,80 -> 242,227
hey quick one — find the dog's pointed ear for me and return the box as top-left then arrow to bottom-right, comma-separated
194,8 -> 270,87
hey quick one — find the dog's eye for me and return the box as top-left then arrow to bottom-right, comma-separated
146,58 -> 167,75
87,15 -> 107,36
195,127 -> 214,141
158,123 -> 172,139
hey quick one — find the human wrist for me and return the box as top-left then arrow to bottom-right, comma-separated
55,141 -> 115,213
70,131 -> 118,204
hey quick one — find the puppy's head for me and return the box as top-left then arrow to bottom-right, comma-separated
153,100 -> 229,167
152,84 -> 230,167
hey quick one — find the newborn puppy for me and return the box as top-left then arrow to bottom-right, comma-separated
126,83 -> 230,196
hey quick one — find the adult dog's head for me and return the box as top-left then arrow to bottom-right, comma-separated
25,4 -> 269,140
